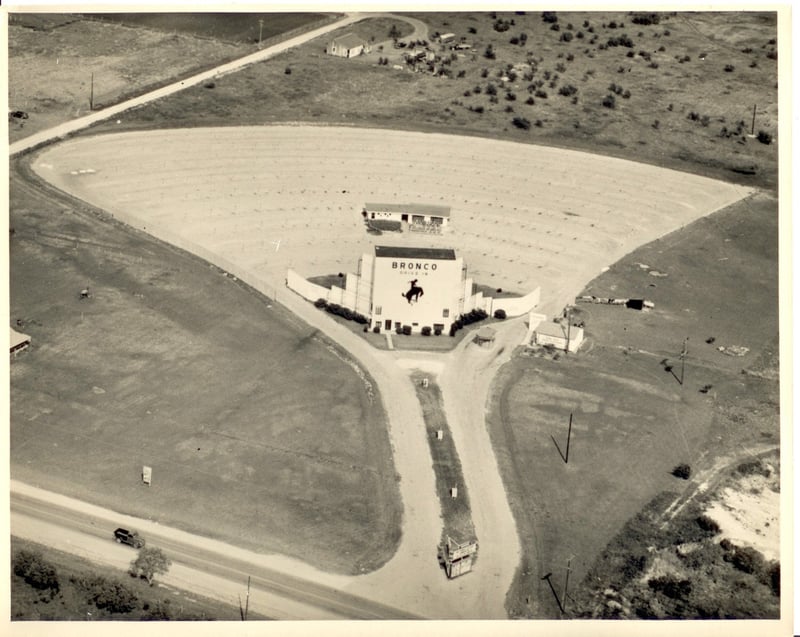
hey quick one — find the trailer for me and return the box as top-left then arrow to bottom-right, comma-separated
438,536 -> 478,579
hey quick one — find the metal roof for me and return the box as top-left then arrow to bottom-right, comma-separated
374,246 -> 457,260
364,203 -> 451,217
331,33 -> 366,50
536,322 -> 583,339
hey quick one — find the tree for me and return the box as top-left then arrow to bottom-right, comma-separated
388,24 -> 401,40
130,547 -> 172,586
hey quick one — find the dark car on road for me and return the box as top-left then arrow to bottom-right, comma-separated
113,527 -> 145,548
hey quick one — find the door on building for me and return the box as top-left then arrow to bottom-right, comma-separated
385,319 -> 392,330
401,214 -> 408,222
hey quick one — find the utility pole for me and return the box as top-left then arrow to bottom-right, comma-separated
238,576 -> 251,620
89,73 -> 94,111
565,412 -> 573,464
680,337 -> 688,387
258,19 -> 264,47
751,103 -> 757,135
565,307 -> 571,355
563,555 -> 574,613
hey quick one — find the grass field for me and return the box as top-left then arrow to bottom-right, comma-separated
8,10 -> 782,620
81,12 -> 331,44
7,12 -> 331,143
9,161 -> 402,576
410,373 -> 475,550
487,191 -> 779,618
11,537 -> 253,620
88,11 -> 778,190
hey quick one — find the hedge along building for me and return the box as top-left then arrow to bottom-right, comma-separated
287,244 -> 542,335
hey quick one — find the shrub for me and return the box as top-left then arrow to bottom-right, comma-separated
632,13 -> 661,25
373,325 -> 381,334
512,116 -> 531,130
494,309 -> 507,319
284,67 -> 292,75
204,81 -> 215,89
535,89 -> 548,99
484,45 -> 496,59
696,514 -> 721,534
672,464 -> 691,479
421,326 -> 432,336
648,575 -> 692,599
402,325 -> 412,336
727,545 -> 765,574
558,84 -> 578,97
13,550 -> 60,597
314,298 -> 328,309
526,96 -> 535,105
724,64 -> 735,72
72,573 -> 139,613
560,32 -> 573,43
434,327 -> 442,336
757,130 -> 773,144
602,94 -> 616,109
542,11 -> 558,23
506,91 -> 517,101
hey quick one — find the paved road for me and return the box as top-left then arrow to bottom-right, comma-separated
9,12 -> 522,619
11,482 -> 419,620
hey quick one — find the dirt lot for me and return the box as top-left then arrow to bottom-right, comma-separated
487,191 -> 779,618
9,162 -> 402,576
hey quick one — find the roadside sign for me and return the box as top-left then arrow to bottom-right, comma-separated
142,466 -> 152,486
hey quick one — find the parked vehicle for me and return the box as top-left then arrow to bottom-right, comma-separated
113,527 -> 145,548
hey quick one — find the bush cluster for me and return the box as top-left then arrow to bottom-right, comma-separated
607,34 -> 635,48
13,550 -> 60,598
632,13 -> 661,25
449,308 -> 489,336
314,299 -> 368,324
512,116 -> 531,130
672,463 -> 691,479
71,573 -> 139,613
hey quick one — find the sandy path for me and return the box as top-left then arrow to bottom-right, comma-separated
27,126 -> 752,617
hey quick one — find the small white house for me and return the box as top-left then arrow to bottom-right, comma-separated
10,327 -> 31,355
534,321 -> 584,353
327,33 -> 369,58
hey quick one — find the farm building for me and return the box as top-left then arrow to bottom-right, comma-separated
10,327 -> 31,355
326,33 -> 369,58
363,203 -> 451,234
534,321 -> 584,353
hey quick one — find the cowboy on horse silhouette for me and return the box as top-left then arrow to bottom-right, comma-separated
403,279 -> 424,304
